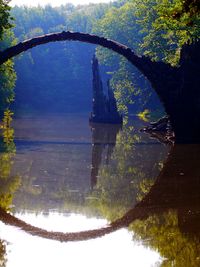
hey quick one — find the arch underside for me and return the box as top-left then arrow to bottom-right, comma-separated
0,31 -> 174,97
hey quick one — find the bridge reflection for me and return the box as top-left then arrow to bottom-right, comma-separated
0,144 -> 200,242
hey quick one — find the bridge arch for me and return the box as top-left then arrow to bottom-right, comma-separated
0,31 -> 173,96
0,31 -> 146,71
0,202 -> 152,242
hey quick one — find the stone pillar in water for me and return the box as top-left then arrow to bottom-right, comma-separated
89,55 -> 122,124
90,55 -> 107,123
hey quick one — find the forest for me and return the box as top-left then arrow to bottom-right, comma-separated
0,1 -> 200,266
0,0 -> 199,217
0,0 -> 199,142
0,0 -> 196,114
1,1 -> 160,115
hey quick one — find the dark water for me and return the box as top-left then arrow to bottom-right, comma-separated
0,113 -> 200,266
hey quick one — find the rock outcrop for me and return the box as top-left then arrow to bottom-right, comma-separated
89,55 -> 122,124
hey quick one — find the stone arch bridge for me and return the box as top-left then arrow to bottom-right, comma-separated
0,31 -> 175,112
1,31 -> 199,142
0,31 -> 200,143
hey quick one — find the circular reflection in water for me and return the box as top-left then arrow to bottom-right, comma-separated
0,114 -> 169,266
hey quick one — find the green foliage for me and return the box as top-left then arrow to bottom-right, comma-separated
10,2 -> 164,115
0,111 -> 21,211
2,109 -> 14,145
0,0 -> 13,40
93,1 -> 164,114
93,0 -> 199,116
88,124 -> 167,221
11,5 -> 101,113
137,109 -> 151,122
0,240 -> 7,267
131,211 -> 200,266
133,0 -> 200,64
0,60 -> 16,116
0,1 -> 16,118
93,2 -> 143,50
6,0 -> 199,115
109,59 -> 156,115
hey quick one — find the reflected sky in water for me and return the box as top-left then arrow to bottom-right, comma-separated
0,212 -> 162,267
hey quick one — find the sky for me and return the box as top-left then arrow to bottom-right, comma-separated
10,0 -> 113,7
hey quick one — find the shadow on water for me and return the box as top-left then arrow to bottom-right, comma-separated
0,117 -> 200,264
128,144 -> 200,266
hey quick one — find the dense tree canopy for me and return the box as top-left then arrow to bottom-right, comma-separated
133,0 -> 200,64
0,0 -> 12,40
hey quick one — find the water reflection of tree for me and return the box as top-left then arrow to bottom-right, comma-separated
0,111 -> 21,266
1,141 -> 200,267
0,110 -> 21,210
0,241 -> 7,267
1,118 -> 200,267
89,124 -> 168,221
129,145 -> 200,267
89,130 -> 200,265
131,211 -> 200,267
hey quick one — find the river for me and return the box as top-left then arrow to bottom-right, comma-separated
0,113 -> 199,266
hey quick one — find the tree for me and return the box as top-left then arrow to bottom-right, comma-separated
93,1 -> 167,115
0,110 -> 21,211
133,0 -> 200,65
11,5 -> 99,113
94,0 -> 200,142
0,0 -> 16,118
0,0 -> 13,40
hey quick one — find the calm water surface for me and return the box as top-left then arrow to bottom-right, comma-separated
0,113 -> 200,266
